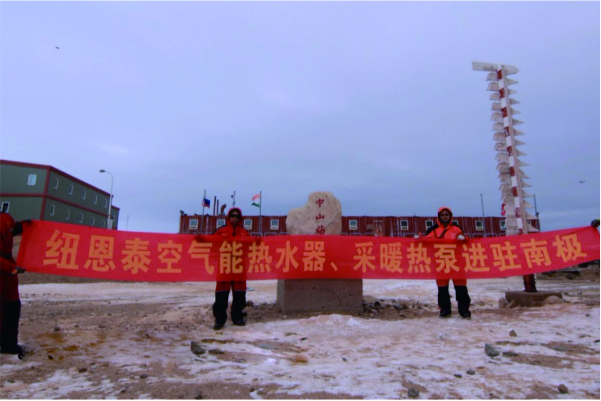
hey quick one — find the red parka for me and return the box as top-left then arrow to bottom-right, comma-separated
213,208 -> 250,239
425,206 -> 466,240
0,213 -> 19,302
214,207 -> 248,292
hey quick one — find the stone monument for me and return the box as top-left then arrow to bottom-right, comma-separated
276,191 -> 363,314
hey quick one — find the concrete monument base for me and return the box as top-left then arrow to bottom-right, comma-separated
505,290 -> 563,307
277,279 -> 363,314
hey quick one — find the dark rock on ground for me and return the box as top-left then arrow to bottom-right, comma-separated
408,387 -> 419,398
209,348 -> 225,355
191,341 -> 206,355
485,343 -> 500,357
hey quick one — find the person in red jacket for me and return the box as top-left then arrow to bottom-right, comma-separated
0,212 -> 27,355
212,207 -> 249,330
424,206 -> 471,319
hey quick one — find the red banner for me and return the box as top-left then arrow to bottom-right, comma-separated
16,220 -> 599,282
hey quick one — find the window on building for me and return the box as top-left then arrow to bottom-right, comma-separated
217,219 -> 226,228
400,220 -> 409,230
475,220 -> 484,231
94,195 -> 98,204
425,220 -> 434,230
27,174 -> 37,186
102,219 -> 106,228
69,184 -> 74,195
270,219 -> 279,230
349,220 -> 358,230
78,213 -> 84,223
91,216 -> 95,226
1,202 -> 9,213
49,204 -> 55,216
104,199 -> 108,208
244,219 -> 253,230
65,210 -> 70,220
54,178 -> 59,189
500,220 -> 506,231
189,219 -> 199,229
82,190 -> 86,200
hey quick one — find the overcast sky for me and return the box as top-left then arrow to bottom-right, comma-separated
1,2 -> 599,233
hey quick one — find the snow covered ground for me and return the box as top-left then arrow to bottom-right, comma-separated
1,276 -> 599,399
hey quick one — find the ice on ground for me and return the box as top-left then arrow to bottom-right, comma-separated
3,277 -> 599,399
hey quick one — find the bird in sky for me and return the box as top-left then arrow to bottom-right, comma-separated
55,46 -> 59,49
579,180 -> 585,184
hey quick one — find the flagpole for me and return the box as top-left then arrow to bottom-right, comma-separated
200,189 -> 206,233
259,190 -> 262,237
480,193 -> 486,237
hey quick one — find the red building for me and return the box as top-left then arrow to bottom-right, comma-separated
178,213 -> 538,238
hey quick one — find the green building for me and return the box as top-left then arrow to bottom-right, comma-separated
0,160 -> 119,229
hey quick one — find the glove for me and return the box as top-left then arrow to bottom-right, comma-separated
457,235 -> 466,241
13,219 -> 32,236
12,266 -> 26,275
592,219 -> 600,228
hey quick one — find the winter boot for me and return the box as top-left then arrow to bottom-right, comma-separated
212,291 -> 229,329
455,285 -> 472,319
231,290 -> 247,326
437,286 -> 452,318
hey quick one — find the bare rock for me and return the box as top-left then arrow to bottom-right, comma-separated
485,343 -> 500,357
454,373 -> 462,378
286,191 -> 342,235
209,348 -> 225,355
558,384 -> 568,394
191,341 -> 206,355
498,297 -> 508,308
509,330 -> 517,337
408,387 -> 420,398
195,391 -> 203,399
466,369 -> 475,375
502,351 -> 518,357
140,374 -> 148,379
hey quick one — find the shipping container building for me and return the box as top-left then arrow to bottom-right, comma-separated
179,214 -> 539,238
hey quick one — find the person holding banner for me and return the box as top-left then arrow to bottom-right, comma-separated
212,207 -> 249,330
0,212 -> 28,356
423,207 -> 471,319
